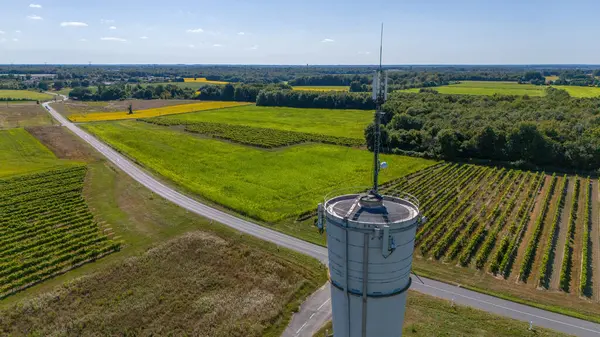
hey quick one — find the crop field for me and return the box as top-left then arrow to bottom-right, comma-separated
0,103 -> 55,129
143,118 -> 364,148
401,81 -> 600,98
554,85 -> 600,98
141,82 -> 204,90
68,101 -> 250,122
153,105 -> 373,139
374,163 -> 600,321
0,90 -> 54,101
81,121 -> 435,225
292,86 -> 349,92
55,99 -> 197,117
183,77 -> 229,85
402,81 -> 546,96
0,128 -> 79,177
545,75 -> 559,82
0,166 -> 120,298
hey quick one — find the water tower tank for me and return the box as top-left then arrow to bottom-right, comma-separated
323,192 -> 420,337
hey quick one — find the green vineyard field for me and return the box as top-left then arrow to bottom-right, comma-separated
0,166 -> 121,298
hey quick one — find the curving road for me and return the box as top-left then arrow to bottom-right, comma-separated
43,100 -> 600,337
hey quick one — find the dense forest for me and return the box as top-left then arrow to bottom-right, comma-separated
369,88 -> 600,171
256,90 -> 374,110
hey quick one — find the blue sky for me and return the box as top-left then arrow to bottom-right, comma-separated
1,0 -> 599,64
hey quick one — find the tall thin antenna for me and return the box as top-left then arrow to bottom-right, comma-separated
379,23 -> 384,70
371,23 -> 386,197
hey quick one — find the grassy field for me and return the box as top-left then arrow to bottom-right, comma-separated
0,90 -> 54,101
554,85 -> 600,98
0,103 -> 55,129
402,81 -> 546,96
0,125 -> 327,336
184,77 -> 229,84
68,101 -> 250,122
0,128 -> 79,177
154,105 -> 373,139
0,231 -> 326,337
402,81 -> 600,98
292,86 -> 349,92
313,291 -> 568,337
81,121 -> 435,226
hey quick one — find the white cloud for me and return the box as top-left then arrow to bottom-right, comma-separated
27,15 -> 43,20
100,19 -> 115,25
0,38 -> 6,43
140,36 -> 149,40
100,37 -> 127,42
249,45 -> 258,50
186,28 -> 203,33
15,30 -> 21,33
60,22 -> 88,27
29,4 -> 42,8
213,44 -> 222,47
109,26 -> 117,30
0,31 -> 4,35
79,38 -> 87,42
321,38 -> 334,43
238,32 -> 245,35
13,38 -> 19,42
358,51 -> 371,55
188,44 -> 196,49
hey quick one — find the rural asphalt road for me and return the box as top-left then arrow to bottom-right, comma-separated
43,99 -> 600,337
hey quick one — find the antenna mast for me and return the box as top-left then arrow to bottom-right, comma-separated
371,23 -> 387,197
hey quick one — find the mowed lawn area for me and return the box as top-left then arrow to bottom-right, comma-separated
0,128 -> 80,177
402,81 -> 600,98
0,90 -> 54,101
82,121 -> 435,225
157,105 -> 373,139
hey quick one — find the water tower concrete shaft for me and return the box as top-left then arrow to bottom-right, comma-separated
322,193 -> 420,337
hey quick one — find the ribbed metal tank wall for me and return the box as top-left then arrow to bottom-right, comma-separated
324,193 -> 420,337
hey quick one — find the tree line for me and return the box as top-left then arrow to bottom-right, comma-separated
366,88 -> 600,171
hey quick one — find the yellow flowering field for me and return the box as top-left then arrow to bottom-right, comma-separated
69,101 -> 251,122
183,77 -> 229,85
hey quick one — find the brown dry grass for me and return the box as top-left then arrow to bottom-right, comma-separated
26,126 -> 99,162
0,103 -> 55,129
0,231 -> 325,337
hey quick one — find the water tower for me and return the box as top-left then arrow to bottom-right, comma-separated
316,25 -> 422,337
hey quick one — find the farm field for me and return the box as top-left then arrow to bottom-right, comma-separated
402,81 -> 546,96
292,85 -> 349,92
314,291 -> 568,337
81,120 -> 435,230
0,230 -> 326,336
554,85 -> 600,98
67,101 -> 250,122
0,90 -> 54,101
54,99 -> 197,117
0,166 -> 121,298
183,77 -> 229,84
141,82 -> 204,90
373,164 -> 600,322
401,81 -> 600,97
0,128 -> 79,177
0,103 -> 55,129
143,118 -> 364,148
151,105 -> 372,139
